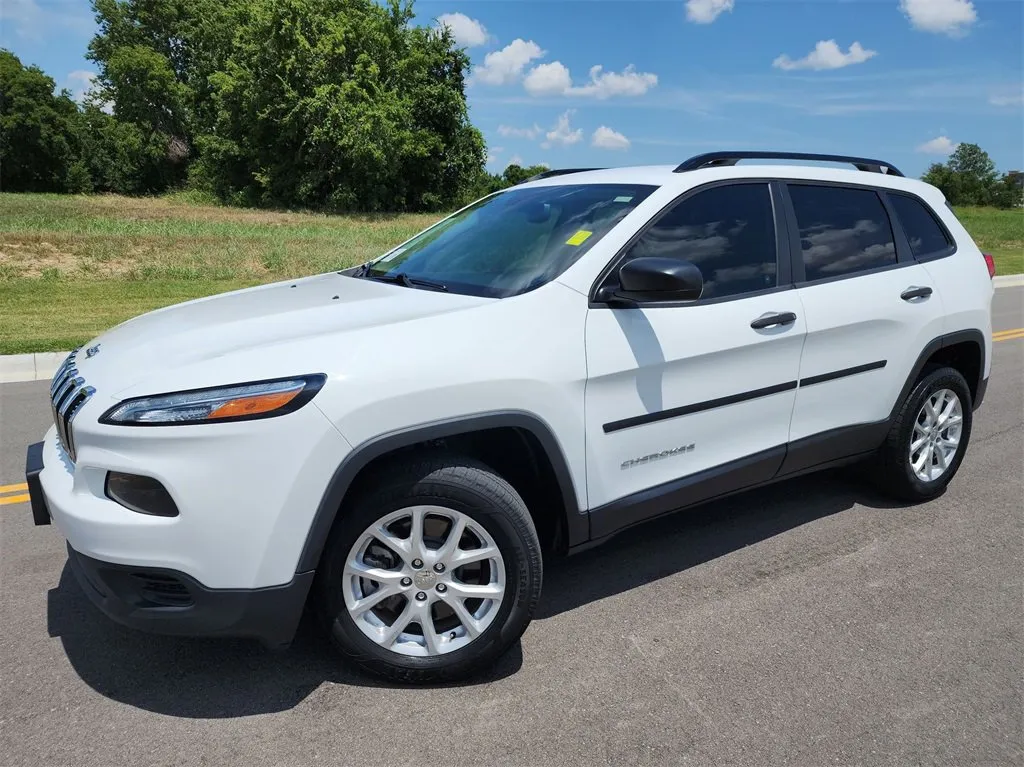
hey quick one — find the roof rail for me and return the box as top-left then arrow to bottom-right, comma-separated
674,151 -> 904,177
522,168 -> 605,183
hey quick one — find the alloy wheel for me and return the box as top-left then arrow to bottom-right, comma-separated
909,388 -> 963,482
343,506 -> 506,657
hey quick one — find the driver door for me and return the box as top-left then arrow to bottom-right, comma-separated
583,181 -> 805,535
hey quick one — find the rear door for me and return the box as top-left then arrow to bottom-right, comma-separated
782,182 -> 946,463
584,181 -> 805,528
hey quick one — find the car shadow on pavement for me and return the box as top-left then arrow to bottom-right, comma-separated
46,468 -> 914,718
536,468 -> 916,620
46,568 -> 525,718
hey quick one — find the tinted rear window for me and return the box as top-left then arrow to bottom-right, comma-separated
889,194 -> 953,257
789,185 -> 897,281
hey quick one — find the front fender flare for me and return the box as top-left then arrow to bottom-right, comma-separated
295,411 -> 587,573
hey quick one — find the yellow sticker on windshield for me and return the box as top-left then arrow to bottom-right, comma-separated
566,230 -> 593,246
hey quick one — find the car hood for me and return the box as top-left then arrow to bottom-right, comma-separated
73,273 -> 492,394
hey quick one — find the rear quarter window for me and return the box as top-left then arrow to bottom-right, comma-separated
889,194 -> 954,258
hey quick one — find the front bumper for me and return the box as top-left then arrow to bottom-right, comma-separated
28,395 -> 350,589
65,543 -> 313,648
27,440 -> 316,647
26,441 -> 49,526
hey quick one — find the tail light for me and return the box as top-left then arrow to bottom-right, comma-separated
982,253 -> 996,279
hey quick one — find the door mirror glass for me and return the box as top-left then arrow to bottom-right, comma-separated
614,257 -> 703,303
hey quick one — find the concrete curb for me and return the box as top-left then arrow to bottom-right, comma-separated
2,274 -> 1022,384
0,352 -> 68,384
993,273 -> 1024,289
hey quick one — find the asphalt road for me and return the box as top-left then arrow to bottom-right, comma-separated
1,288 -> 1022,767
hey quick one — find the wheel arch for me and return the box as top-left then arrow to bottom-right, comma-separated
296,411 -> 587,573
889,329 -> 986,420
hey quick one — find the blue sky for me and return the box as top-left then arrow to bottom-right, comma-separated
3,0 -> 1022,178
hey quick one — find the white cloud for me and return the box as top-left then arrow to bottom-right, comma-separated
435,13 -> 489,47
916,136 -> 959,155
520,62 -> 658,99
900,0 -> 977,36
773,40 -> 877,71
571,65 -> 658,98
990,91 -> 1024,107
485,146 -> 504,166
542,110 -> 583,148
591,126 -> 631,151
523,61 -> 573,97
498,123 -> 543,139
686,0 -> 735,24
63,70 -> 97,103
506,154 -> 525,168
471,39 -> 545,86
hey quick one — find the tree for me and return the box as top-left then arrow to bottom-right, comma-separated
87,0 -> 486,211
921,142 -> 1017,208
78,106 -> 172,194
0,50 -> 85,192
500,163 -> 551,186
87,0 -> 238,187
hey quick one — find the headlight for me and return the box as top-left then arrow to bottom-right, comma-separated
100,375 -> 326,426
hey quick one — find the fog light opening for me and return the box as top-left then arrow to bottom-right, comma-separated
105,472 -> 179,517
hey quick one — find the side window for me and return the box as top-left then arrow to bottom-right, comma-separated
788,185 -> 897,281
623,184 -> 777,299
888,194 -> 953,258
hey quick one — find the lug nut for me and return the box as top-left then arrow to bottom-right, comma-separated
400,577 -> 412,587
436,583 -> 447,593
411,559 -> 423,569
433,563 -> 445,573
415,591 -> 427,601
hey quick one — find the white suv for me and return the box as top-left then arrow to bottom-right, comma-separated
26,152 -> 994,682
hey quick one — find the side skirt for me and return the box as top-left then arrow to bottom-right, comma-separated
576,421 -> 887,553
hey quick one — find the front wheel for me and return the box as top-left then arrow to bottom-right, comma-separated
870,366 -> 973,501
314,455 -> 542,683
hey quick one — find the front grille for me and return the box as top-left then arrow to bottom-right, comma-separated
50,349 -> 95,463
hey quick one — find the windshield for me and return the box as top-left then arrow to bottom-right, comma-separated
361,183 -> 657,297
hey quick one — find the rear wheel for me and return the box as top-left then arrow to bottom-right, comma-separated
871,366 -> 973,501
314,455 -> 542,683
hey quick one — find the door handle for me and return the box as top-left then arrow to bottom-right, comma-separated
901,286 -> 933,301
750,311 -> 797,330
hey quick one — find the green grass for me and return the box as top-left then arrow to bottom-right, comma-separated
0,194 -> 1021,354
954,206 -> 1024,275
0,193 -> 436,353
0,279 -> 260,354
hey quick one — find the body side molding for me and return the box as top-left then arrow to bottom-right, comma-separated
603,382 -> 797,434
296,411 -> 586,573
800,360 -> 887,387
602,359 -> 889,435
581,329 -> 984,550
586,446 -> 786,541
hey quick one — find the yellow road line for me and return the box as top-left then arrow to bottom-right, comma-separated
993,326 -> 1024,339
0,493 -> 30,506
995,330 -> 1024,343
0,482 -> 28,494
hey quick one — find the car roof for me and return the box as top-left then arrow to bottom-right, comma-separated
518,163 -> 941,199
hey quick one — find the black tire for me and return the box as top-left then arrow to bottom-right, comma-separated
870,365 -> 973,501
313,453 -> 542,684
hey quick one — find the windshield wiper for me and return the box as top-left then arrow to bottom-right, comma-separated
366,271 -> 448,292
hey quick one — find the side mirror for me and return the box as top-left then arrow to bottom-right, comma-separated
608,257 -> 703,304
